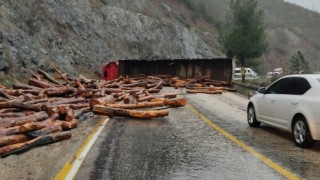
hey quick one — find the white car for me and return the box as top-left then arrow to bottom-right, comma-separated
247,74 -> 320,148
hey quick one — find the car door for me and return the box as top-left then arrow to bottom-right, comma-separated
270,77 -> 311,128
255,78 -> 289,125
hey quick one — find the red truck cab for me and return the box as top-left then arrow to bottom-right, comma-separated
102,61 -> 118,80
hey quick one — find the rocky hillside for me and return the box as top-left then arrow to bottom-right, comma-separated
2,0 -> 319,85
0,0 -> 219,84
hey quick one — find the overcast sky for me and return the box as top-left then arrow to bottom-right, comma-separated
284,0 -> 320,13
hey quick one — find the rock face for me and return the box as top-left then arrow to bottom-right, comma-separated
1,0 -> 217,80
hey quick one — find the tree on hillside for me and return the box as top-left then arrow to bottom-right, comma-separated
289,51 -> 311,74
219,0 -> 268,83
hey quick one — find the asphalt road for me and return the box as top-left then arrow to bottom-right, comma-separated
73,90 -> 320,180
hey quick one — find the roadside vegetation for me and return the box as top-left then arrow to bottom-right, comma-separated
179,0 -> 320,72
219,0 -> 267,83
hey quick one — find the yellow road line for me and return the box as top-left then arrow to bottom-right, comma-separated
55,117 -> 109,180
187,104 -> 300,180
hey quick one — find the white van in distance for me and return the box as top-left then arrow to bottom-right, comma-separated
234,67 -> 257,79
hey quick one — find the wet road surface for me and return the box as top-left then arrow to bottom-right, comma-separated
75,90 -> 320,179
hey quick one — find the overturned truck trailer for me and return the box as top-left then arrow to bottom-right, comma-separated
117,58 -> 233,85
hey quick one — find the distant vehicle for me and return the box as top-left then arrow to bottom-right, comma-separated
234,67 -> 257,79
247,74 -> 320,148
267,67 -> 283,77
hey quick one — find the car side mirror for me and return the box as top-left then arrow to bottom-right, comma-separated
258,87 -> 266,94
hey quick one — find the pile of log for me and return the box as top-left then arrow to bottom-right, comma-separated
0,68 -> 188,157
164,75 -> 236,94
0,67 -> 235,157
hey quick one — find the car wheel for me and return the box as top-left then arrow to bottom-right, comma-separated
247,105 -> 260,127
293,116 -> 314,148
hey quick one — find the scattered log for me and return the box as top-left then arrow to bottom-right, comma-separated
28,78 -> 55,88
90,95 -> 115,107
61,119 -> 78,130
0,126 -> 21,136
0,97 -> 8,103
19,122 -> 46,133
25,123 -> 62,138
186,89 -> 224,94
0,111 -> 35,118
93,106 -> 169,119
0,84 -> 6,89
38,69 -> 62,85
0,134 -> 29,148
0,89 -> 14,99
0,131 -> 72,158
46,86 -> 76,96
52,65 -> 71,85
0,101 -> 44,111
69,103 -> 89,110
65,108 -> 74,121
105,98 -> 187,109
73,107 -> 90,118
12,83 -> 41,90
0,111 -> 49,128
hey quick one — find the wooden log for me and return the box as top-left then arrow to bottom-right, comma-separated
25,123 -> 62,138
0,111 -> 35,118
38,69 -> 62,85
0,134 -> 29,148
93,106 -> 169,119
28,78 -> 54,88
25,99 -> 48,105
46,86 -> 76,96
19,113 -> 59,133
76,80 -> 85,90
37,89 -> 46,98
58,105 -> 68,114
65,108 -> 74,121
0,89 -> 14,99
69,103 -> 89,110
45,97 -> 87,108
149,80 -> 163,90
137,95 -> 153,102
19,123 -> 46,133
0,84 -> 6,89
73,107 -> 90,118
203,78 -> 228,86
186,89 -> 224,94
0,97 -> 8,103
100,87 -> 106,97
0,126 -> 21,136
0,131 -> 72,158
79,74 -> 92,84
12,83 -> 41,90
187,76 -> 208,83
22,93 -> 35,102
0,111 -> 49,128
61,119 -> 78,130
0,108 -> 21,113
122,82 -> 147,88
77,88 -> 122,94
105,98 -> 187,109
52,65 -> 71,84
0,101 -> 44,111
47,107 -> 59,117
79,91 -> 93,98
123,94 -> 130,104
90,95 -> 115,107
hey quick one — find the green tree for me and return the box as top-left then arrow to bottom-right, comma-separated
289,51 -> 310,74
219,0 -> 267,82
